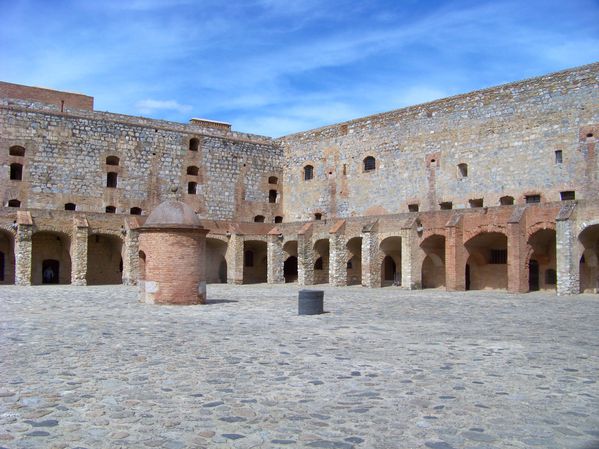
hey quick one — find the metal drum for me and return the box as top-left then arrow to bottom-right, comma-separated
298,289 -> 324,315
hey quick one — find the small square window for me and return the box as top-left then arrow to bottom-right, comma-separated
560,191 -> 575,201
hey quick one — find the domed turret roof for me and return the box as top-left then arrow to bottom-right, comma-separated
143,200 -> 202,229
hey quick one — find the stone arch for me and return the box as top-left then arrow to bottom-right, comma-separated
243,240 -> 267,284
0,229 -> 15,284
420,234 -> 445,289
346,236 -> 362,285
526,228 -> 556,292
283,240 -> 298,283
464,232 -> 508,291
313,238 -> 330,284
578,223 -> 599,292
206,237 -> 228,283
32,231 -> 72,285
86,233 -> 124,285
379,236 -> 402,287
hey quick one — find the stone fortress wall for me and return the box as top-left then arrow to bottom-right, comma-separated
0,62 -> 598,296
278,63 -> 599,220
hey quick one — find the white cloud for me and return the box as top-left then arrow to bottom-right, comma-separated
136,99 -> 192,115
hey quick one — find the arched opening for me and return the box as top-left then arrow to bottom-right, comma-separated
346,237 -> 362,285
304,165 -> 314,181
206,238 -> 228,283
8,199 -> 20,208
189,138 -> 199,151
187,166 -> 199,176
283,241 -> 298,283
274,216 -> 283,223
32,232 -> 71,285
284,257 -> 298,283
9,146 -> 25,157
578,224 -> 599,292
188,181 -> 197,194
527,228 -> 556,291
10,163 -> 23,181
380,236 -> 402,286
269,190 -> 277,203
254,215 -> 265,223
105,206 -> 116,213
138,251 -> 146,281
243,240 -> 267,284
500,196 -> 514,206
86,234 -> 123,285
64,203 -> 76,211
313,239 -> 330,284
420,234 -> 446,289
268,176 -> 278,184
363,156 -> 376,172
0,230 -> 15,284
130,207 -> 142,215
106,172 -> 118,188
465,232 -> 508,291
106,156 -> 120,166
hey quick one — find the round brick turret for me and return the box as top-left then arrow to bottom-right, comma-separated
138,200 -> 208,305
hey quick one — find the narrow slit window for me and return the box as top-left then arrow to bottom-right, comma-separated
458,163 -> 468,178
188,181 -> 197,194
555,150 -> 562,164
9,163 -> 22,181
106,172 -> 118,188
269,190 -> 277,203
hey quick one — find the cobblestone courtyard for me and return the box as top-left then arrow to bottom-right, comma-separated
1,284 -> 598,449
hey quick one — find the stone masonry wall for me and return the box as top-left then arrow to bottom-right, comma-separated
278,62 -> 599,221
0,102 -> 283,222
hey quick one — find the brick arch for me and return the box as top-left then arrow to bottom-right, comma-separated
420,229 -> 447,241
0,223 -> 17,236
526,221 -> 555,240
206,233 -> 229,243
463,225 -> 507,244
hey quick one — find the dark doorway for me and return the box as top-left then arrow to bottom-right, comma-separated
218,259 -> 227,283
42,259 -> 60,284
284,256 -> 298,283
465,264 -> 471,291
383,256 -> 396,282
0,251 -> 4,281
529,259 -> 540,291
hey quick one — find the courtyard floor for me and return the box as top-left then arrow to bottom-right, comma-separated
0,284 -> 598,449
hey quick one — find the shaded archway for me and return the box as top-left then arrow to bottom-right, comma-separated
283,240 -> 298,283
465,232 -> 507,291
313,239 -> 330,284
0,230 -> 15,284
346,237 -> 362,285
579,224 -> 599,293
420,234 -> 446,289
86,234 -> 123,285
527,228 -> 556,292
206,238 -> 228,283
380,236 -> 402,286
32,231 -> 71,285
243,240 -> 267,284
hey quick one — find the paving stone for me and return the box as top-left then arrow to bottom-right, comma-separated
0,284 -> 597,448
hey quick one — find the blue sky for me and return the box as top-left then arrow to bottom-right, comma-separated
1,0 -> 598,137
